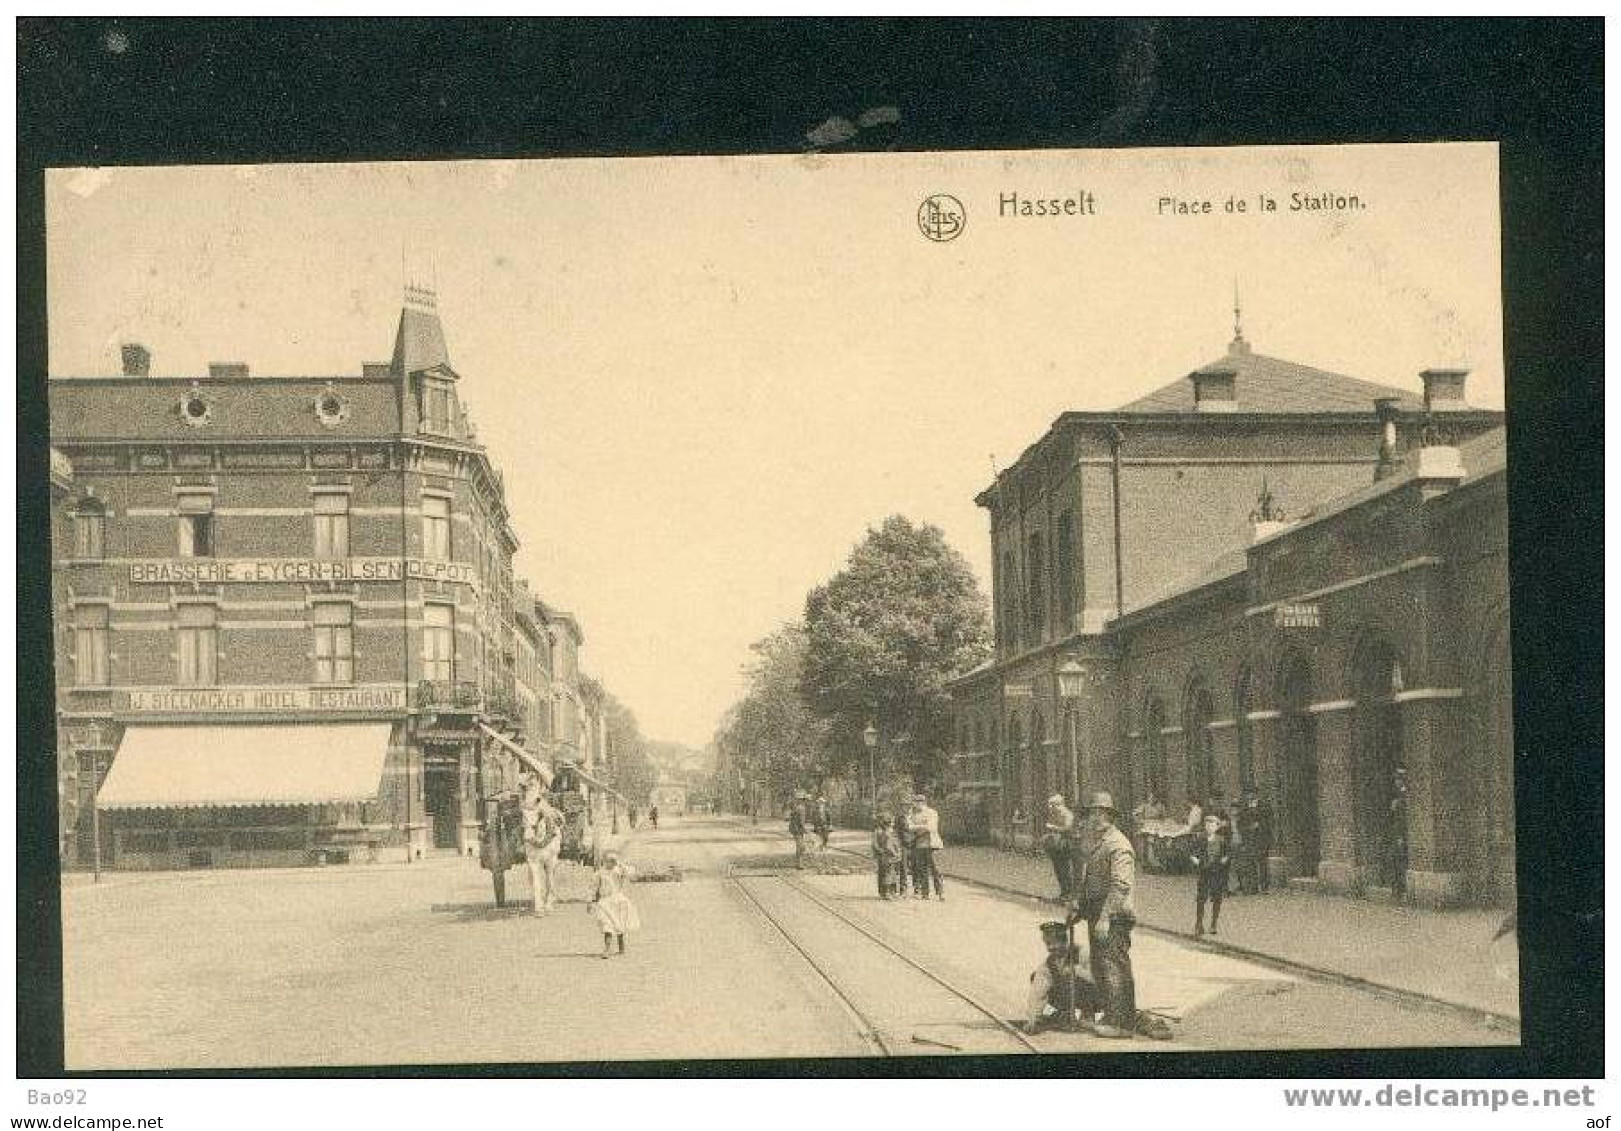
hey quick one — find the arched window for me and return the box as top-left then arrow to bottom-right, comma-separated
1145,697 -> 1168,805
1184,682 -> 1215,803
1351,639 -> 1405,888
1006,716 -> 1025,820
1026,533 -> 1046,639
1000,550 -> 1019,648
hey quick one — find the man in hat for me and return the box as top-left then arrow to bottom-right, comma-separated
812,794 -> 832,851
905,793 -> 944,900
1025,920 -> 1101,1033
1069,790 -> 1138,1037
787,792 -> 810,868
1236,789 -> 1273,894
1041,794 -> 1077,899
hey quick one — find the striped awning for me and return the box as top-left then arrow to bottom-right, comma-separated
97,723 -> 393,809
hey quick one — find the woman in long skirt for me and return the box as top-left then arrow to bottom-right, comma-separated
588,850 -> 641,958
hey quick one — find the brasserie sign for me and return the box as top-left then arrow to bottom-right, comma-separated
127,557 -> 477,587
121,685 -> 407,714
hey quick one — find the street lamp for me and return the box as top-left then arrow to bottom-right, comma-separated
1057,659 -> 1085,803
862,723 -> 879,816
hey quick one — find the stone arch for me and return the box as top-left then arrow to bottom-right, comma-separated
1233,663 -> 1256,793
1469,607 -> 1515,903
1347,631 -> 1406,889
1005,713 -> 1025,824
1141,691 -> 1169,809
1029,707 -> 1048,820
1182,670 -> 1216,805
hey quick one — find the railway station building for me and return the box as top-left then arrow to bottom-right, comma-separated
49,288 -> 601,869
946,329 -> 1512,906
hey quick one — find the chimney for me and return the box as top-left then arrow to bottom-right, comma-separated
1420,367 -> 1469,412
207,362 -> 249,378
1191,366 -> 1239,412
120,343 -> 151,377
1373,397 -> 1403,481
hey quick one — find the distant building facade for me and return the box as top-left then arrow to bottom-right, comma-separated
948,331 -> 1511,906
648,777 -> 688,816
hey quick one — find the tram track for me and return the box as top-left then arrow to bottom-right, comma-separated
728,865 -> 1042,1057
718,817 -> 1519,1035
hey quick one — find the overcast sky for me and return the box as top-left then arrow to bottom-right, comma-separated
47,144 -> 1504,747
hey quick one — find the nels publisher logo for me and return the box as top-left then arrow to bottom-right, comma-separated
917,194 -> 965,242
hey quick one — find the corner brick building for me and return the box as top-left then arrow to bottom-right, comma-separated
49,288 -> 604,868
948,328 -> 1512,907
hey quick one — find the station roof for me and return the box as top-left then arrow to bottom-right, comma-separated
1116,340 -> 1425,415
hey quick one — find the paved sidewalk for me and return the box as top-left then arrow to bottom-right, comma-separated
821,828 -> 1519,1022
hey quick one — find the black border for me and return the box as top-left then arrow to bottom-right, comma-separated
17,18 -> 1603,1079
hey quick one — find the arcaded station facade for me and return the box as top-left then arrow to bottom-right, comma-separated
947,329 -> 1513,907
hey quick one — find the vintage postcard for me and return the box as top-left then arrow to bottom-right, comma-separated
45,143 -> 1517,1070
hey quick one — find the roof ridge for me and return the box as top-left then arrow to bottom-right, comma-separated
1119,347 -> 1427,414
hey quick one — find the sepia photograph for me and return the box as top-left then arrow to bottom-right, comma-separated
40,142 -> 1524,1071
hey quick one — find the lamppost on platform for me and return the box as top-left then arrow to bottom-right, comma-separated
862,723 -> 879,816
1058,659 -> 1085,803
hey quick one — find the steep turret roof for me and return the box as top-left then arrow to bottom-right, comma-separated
389,285 -> 452,376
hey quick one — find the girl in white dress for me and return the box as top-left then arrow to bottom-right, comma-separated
588,851 -> 640,958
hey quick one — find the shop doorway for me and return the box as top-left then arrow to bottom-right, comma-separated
1277,658 -> 1320,876
422,753 -> 462,850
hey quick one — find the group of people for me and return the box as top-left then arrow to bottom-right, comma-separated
1091,789 -> 1276,937
786,793 -> 833,865
626,803 -> 661,830
1128,790 -> 1276,895
870,794 -> 945,900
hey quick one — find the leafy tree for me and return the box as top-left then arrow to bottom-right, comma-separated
592,682 -> 658,804
800,515 -> 990,787
715,624 -> 831,812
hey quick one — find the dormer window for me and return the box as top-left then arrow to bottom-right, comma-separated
1191,366 -> 1239,412
422,379 -> 455,435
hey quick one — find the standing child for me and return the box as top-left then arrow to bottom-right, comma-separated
1190,813 -> 1231,937
872,813 -> 902,898
588,850 -> 641,958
